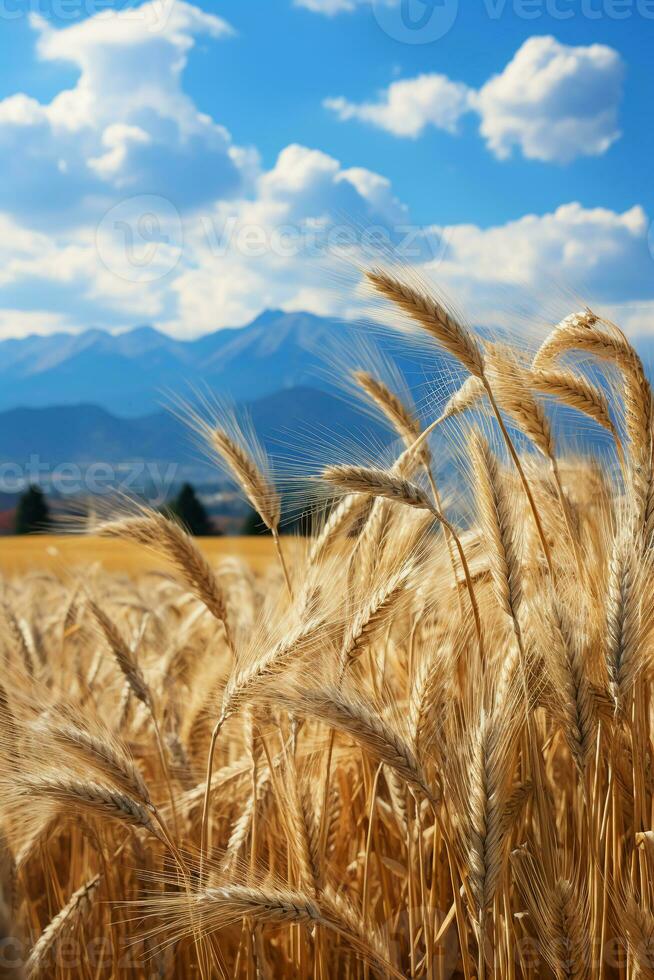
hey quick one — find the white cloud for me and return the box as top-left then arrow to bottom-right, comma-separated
325,36 -> 624,163
294,0 -> 367,12
0,6 -> 648,341
324,74 -> 472,138
163,143 -> 417,336
0,2 -> 242,227
32,2 -> 233,133
88,124 -> 152,181
475,36 -> 624,162
418,203 -> 652,332
157,191 -> 654,338
0,310 -> 74,338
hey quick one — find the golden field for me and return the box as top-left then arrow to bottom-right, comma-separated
0,534 -> 281,576
3,272 -> 654,978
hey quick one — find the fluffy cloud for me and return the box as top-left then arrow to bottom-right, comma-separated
0,0 -> 422,338
0,6 -> 649,340
475,36 -> 624,162
165,143 -> 422,334
0,311 -> 74,338
324,74 -> 472,138
417,203 -> 651,332
162,191 -> 654,337
325,36 -> 624,163
294,0 -> 368,12
0,2 -> 241,227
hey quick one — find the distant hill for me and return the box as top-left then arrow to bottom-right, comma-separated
0,386 -> 391,493
0,310 -> 645,504
0,311 -> 359,416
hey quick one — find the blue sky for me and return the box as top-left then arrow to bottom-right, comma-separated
0,0 -> 652,337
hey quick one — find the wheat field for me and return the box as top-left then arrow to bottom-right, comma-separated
0,536 -> 281,576
2,270 -> 654,978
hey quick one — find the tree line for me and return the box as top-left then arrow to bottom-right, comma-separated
12,483 -> 273,537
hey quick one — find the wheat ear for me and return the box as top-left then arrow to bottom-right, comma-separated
468,432 -> 522,627
323,464 -> 484,661
97,512 -> 231,634
487,343 -> 589,575
339,559 -> 414,678
270,685 -> 439,805
436,374 -> 486,425
541,599 -> 596,775
200,616 -> 324,880
530,366 -> 616,436
353,368 -> 465,598
25,875 -> 101,979
605,537 -> 644,714
366,268 -> 554,572
308,493 -> 372,566
0,683 -> 18,765
2,601 -> 34,677
89,600 -> 178,832
15,774 -> 162,839
211,429 -> 292,596
145,883 -> 400,978
46,722 -> 153,811
366,268 -> 485,378
89,599 -> 151,709
466,708 -> 519,973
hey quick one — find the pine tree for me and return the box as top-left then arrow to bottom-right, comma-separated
15,484 -> 51,535
167,483 -> 212,536
242,507 -> 272,536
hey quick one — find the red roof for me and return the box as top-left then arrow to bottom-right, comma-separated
0,508 -> 16,533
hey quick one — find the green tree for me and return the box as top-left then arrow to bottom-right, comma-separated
167,483 -> 212,536
241,497 -> 308,536
241,507 -> 272,536
15,484 -> 51,534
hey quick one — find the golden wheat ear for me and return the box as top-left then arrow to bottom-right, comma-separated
96,509 -> 231,634
532,311 -> 654,535
352,370 -> 424,454
365,267 -> 485,378
25,875 -> 101,979
467,431 -> 522,625
265,681 -> 439,806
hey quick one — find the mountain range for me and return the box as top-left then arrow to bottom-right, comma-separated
0,387 -> 388,485
0,310 -> 355,417
0,311 -> 401,495
0,309 -> 648,500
